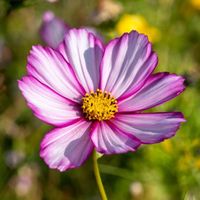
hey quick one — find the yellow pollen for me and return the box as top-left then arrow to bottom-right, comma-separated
82,89 -> 118,121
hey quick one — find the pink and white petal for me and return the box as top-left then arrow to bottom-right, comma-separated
112,112 -> 185,144
118,73 -> 185,112
58,28 -> 104,93
100,31 -> 157,99
40,120 -> 93,171
27,45 -> 84,103
18,76 -> 81,127
91,121 -> 141,154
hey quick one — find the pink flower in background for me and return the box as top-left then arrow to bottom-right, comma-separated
40,11 -> 102,48
40,11 -> 69,48
18,28 -> 185,171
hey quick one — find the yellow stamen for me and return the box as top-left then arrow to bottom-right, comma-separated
82,89 -> 118,121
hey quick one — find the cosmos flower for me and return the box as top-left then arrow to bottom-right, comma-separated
40,11 -> 70,49
18,28 -> 185,171
40,11 -> 102,48
116,14 -> 161,43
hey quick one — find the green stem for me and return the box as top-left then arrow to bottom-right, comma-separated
93,151 -> 108,200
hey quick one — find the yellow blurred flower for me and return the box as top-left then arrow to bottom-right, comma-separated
116,14 -> 161,43
178,139 -> 200,171
161,140 -> 173,153
195,158 -> 200,169
190,0 -> 200,10
179,153 -> 200,171
178,153 -> 193,171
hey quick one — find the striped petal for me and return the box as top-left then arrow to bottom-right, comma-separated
91,121 -> 141,154
58,28 -> 104,93
112,112 -> 185,144
27,45 -> 84,103
100,30 -> 157,99
18,76 -> 81,126
118,73 -> 185,112
40,120 -> 93,171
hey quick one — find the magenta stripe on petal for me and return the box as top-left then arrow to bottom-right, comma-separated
58,28 -> 104,93
118,72 -> 185,112
27,45 -> 84,103
100,31 -> 157,99
18,76 -> 81,127
91,121 -> 141,154
112,112 -> 185,144
40,120 -> 93,171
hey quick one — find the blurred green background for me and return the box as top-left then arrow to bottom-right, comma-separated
0,0 -> 200,199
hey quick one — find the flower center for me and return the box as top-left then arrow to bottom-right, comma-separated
82,89 -> 118,121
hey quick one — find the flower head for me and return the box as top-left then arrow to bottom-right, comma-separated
40,11 -> 69,48
18,28 -> 185,171
190,0 -> 200,10
116,14 -> 161,43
